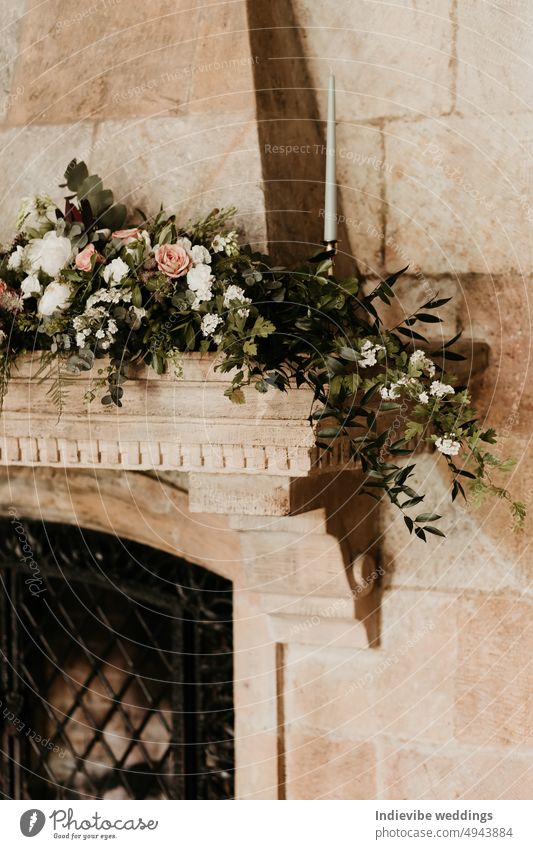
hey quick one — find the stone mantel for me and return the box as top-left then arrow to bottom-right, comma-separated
0,352 -> 356,516
0,342 -> 489,516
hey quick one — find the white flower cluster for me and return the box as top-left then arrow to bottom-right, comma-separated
409,349 -> 436,377
74,286 -> 133,350
73,308 -> 119,351
435,433 -> 461,456
201,314 -> 223,337
359,340 -> 384,367
86,286 -> 132,310
223,284 -> 251,318
430,380 -> 454,399
211,231 -> 239,257
380,384 -> 401,400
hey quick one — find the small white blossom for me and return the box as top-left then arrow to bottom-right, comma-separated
430,380 -> 454,399
86,287 -> 131,309
191,244 -> 211,265
359,339 -> 384,368
418,391 -> 429,404
103,257 -> 130,286
435,433 -> 461,456
211,231 -> 239,256
95,329 -> 105,339
410,348 -> 436,377
223,285 -> 250,307
201,313 -> 223,337
380,383 -> 401,400
7,245 -> 25,271
0,329 -> 5,345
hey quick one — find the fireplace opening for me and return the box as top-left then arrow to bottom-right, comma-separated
0,517 -> 234,800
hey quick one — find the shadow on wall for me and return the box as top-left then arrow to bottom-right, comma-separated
246,0 -> 353,275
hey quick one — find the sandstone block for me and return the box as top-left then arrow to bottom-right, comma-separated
285,730 -> 376,799
382,739 -> 533,799
455,595 -> 533,747
384,113 -> 533,274
292,0 -> 454,122
456,0 -> 533,116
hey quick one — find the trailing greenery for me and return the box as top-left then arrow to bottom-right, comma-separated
0,160 -> 524,537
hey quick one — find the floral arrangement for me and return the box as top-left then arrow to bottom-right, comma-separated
0,160 -> 524,538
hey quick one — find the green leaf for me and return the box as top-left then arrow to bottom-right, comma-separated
151,353 -> 164,375
422,297 -> 452,309
99,203 -> 127,231
360,383 -> 379,405
397,327 -> 428,342
384,266 -> 409,287
414,527 -> 427,542
325,356 -> 345,376
401,495 -> 425,508
338,346 -> 359,362
423,526 -> 446,538
415,513 -> 442,523
65,160 -> 89,192
480,428 -> 498,444
415,313 -> 443,323
317,427 -> 344,438
404,515 -> 414,534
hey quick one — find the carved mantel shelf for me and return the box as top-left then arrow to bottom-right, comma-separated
0,341 -> 488,516
0,353 -> 349,515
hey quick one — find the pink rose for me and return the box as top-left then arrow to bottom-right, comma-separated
112,227 -> 141,245
154,243 -> 192,278
75,243 -> 96,272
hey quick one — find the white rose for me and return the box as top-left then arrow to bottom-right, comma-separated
187,263 -> 213,292
191,244 -> 211,265
7,245 -> 25,271
103,257 -> 130,285
26,232 -> 72,278
37,281 -> 72,316
187,263 -> 214,307
176,236 -> 192,253
20,274 -> 42,299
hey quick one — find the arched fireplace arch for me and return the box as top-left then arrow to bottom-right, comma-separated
0,512 -> 234,800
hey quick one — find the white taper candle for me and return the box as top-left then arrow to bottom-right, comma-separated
324,73 -> 337,242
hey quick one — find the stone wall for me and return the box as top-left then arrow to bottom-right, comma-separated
280,0 -> 533,799
0,0 -> 531,800
0,0 -> 267,247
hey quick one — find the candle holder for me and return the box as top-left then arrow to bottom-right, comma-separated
322,239 -> 338,276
